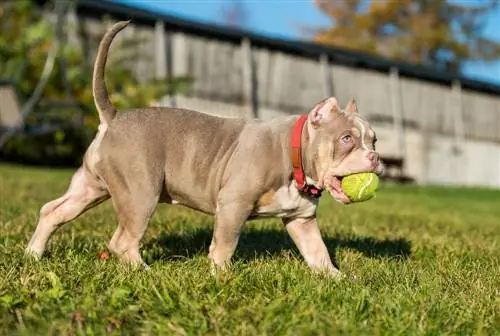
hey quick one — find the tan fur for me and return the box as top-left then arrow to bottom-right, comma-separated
257,190 -> 276,207
25,21 -> 384,279
252,184 -> 317,218
351,127 -> 361,138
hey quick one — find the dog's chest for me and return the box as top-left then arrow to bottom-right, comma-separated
252,184 -> 317,218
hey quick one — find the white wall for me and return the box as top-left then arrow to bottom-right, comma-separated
426,136 -> 500,188
163,95 -> 500,189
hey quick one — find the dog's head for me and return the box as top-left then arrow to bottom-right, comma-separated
304,97 -> 384,204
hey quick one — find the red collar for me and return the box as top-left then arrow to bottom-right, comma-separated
290,115 -> 322,198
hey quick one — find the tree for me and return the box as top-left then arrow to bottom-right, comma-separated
312,0 -> 500,73
0,0 -> 192,165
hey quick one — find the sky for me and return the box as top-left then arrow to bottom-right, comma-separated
113,0 -> 500,85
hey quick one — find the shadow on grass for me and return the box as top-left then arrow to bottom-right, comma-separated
143,227 -> 411,265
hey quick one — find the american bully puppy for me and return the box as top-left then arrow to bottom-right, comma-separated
26,21 -> 384,278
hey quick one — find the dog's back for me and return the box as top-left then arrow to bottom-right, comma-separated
93,106 -> 249,213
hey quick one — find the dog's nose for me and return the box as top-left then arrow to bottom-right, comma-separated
367,151 -> 379,162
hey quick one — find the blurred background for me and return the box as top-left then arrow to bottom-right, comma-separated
1,0 -> 500,188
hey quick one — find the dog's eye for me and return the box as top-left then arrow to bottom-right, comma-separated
341,135 -> 352,143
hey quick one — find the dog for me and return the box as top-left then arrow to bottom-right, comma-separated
25,20 -> 384,278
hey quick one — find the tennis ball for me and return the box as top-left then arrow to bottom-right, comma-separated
341,173 -> 379,202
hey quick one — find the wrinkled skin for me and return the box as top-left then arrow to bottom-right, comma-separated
302,97 -> 384,204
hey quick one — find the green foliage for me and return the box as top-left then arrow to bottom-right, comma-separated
1,164 -> 500,334
0,0 -> 193,166
1,126 -> 90,166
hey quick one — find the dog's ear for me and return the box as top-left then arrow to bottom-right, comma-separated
345,98 -> 358,114
308,97 -> 341,127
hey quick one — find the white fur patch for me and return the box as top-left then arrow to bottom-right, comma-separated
353,116 -> 375,151
351,127 -> 361,138
85,124 -> 108,175
252,183 -> 317,218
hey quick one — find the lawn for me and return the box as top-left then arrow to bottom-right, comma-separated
1,163 -> 499,335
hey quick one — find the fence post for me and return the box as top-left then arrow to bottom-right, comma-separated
170,32 -> 188,108
270,52 -> 285,109
451,80 -> 464,152
154,20 -> 167,80
448,79 -> 465,184
319,53 -> 333,97
389,67 -> 405,162
241,38 -> 258,119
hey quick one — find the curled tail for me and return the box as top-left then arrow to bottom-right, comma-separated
92,20 -> 131,125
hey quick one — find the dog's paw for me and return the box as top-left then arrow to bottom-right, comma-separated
349,273 -> 360,282
24,247 -> 43,261
209,260 -> 232,277
329,269 -> 347,280
141,262 -> 151,271
333,271 -> 360,282
313,267 -> 360,282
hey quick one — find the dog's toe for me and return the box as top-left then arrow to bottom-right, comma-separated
24,248 -> 42,261
349,273 -> 359,282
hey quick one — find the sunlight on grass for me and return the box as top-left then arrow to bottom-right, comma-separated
1,164 -> 500,335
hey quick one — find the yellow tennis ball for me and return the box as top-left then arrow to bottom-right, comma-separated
341,173 -> 379,202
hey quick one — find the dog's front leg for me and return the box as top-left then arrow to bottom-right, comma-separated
208,198 -> 253,274
283,217 -> 343,278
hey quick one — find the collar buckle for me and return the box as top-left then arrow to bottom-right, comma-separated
302,184 -> 323,198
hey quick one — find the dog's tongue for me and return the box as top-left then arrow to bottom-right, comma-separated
328,177 -> 351,204
331,177 -> 342,192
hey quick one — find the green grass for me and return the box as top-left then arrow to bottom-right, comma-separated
1,163 -> 499,335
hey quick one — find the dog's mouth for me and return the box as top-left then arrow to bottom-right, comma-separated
326,176 -> 352,204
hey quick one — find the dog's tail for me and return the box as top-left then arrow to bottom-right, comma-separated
92,20 -> 131,125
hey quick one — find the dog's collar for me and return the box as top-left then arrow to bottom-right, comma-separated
290,115 -> 323,198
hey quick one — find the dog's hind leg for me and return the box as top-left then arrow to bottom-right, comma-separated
26,167 -> 109,259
